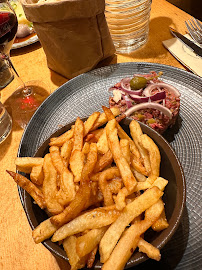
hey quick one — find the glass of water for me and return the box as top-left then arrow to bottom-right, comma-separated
0,101 -> 12,143
105,0 -> 152,54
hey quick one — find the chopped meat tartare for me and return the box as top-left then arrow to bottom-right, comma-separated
109,71 -> 180,134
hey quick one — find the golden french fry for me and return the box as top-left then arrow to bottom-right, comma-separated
92,107 -> 120,130
83,111 -> 100,137
43,154 -> 64,214
94,150 -> 113,173
70,149 -> 84,182
52,207 -> 120,242
140,134 -> 161,177
120,139 -> 130,164
151,177 -> 168,191
99,167 -> 120,206
97,129 -> 109,154
32,218 -> 58,244
89,128 -> 104,141
50,181 -> 91,227
87,246 -> 98,269
82,142 -> 90,155
102,106 -> 141,162
138,238 -> 161,261
114,187 -> 129,211
99,187 -> 163,263
152,208 -> 169,231
49,125 -> 74,146
63,236 -> 88,270
102,199 -> 164,270
108,178 -> 122,194
60,139 -> 73,163
132,169 -> 147,182
76,227 -> 107,258
130,120 -> 151,174
56,169 -> 76,205
49,146 -> 66,175
106,119 -> 137,192
72,117 -> 84,152
15,157 -> 44,174
30,165 -> 44,185
51,143 -> 97,227
7,170 -> 46,209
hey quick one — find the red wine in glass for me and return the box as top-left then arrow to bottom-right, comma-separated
0,9 -> 17,88
0,11 -> 18,54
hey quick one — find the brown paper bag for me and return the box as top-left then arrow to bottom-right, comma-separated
21,0 -> 115,79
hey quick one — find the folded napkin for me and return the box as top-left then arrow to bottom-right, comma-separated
163,34 -> 202,77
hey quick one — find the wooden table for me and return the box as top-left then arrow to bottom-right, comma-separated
0,0 -> 193,269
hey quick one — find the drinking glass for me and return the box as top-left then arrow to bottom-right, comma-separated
105,0 -> 152,54
0,0 -> 49,130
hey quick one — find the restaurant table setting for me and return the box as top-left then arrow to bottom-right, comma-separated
0,0 -> 201,270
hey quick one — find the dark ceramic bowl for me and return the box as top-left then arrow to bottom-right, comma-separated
18,118 -> 186,269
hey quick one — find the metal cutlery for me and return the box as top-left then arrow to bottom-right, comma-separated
185,18 -> 202,45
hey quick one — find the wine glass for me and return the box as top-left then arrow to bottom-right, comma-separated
0,0 -> 49,129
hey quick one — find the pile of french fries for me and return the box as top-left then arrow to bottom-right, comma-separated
7,106 -> 170,270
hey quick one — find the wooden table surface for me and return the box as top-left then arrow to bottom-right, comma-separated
0,0 -> 194,269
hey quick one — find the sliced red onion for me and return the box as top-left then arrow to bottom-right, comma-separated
125,102 -> 172,119
123,95 -> 133,108
129,91 -> 166,103
143,83 -> 180,97
120,77 -> 131,90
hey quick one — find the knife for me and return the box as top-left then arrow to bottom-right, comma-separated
169,27 -> 202,57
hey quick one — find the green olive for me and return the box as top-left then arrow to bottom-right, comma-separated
130,76 -> 147,90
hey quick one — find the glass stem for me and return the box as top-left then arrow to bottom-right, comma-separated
2,53 -> 32,97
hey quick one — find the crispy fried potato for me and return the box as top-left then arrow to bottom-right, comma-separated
52,207 -> 120,242
30,165 -> 44,185
15,157 -> 44,174
108,178 -> 122,194
102,199 -> 164,269
49,146 -> 66,175
7,170 -> 46,209
106,119 -> 137,192
99,167 -> 120,206
72,117 -> 84,152
94,150 -> 113,173
91,107 -> 120,130
76,227 -> 107,257
132,169 -> 147,182
32,218 -> 58,244
130,120 -> 151,174
70,150 -> 85,182
102,106 -> 141,161
83,111 -> 100,137
49,125 -> 74,147
56,169 -> 76,205
152,208 -> 169,231
63,236 -> 88,270
51,143 -> 97,227
43,154 -> 64,215
97,129 -> 109,154
99,187 -> 163,263
87,246 -> 98,268
50,181 -> 91,227
60,139 -> 73,163
120,139 -> 130,164
138,238 -> 161,261
49,146 -> 76,204
140,134 -> 161,177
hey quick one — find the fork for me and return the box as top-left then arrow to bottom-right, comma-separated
185,18 -> 202,45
